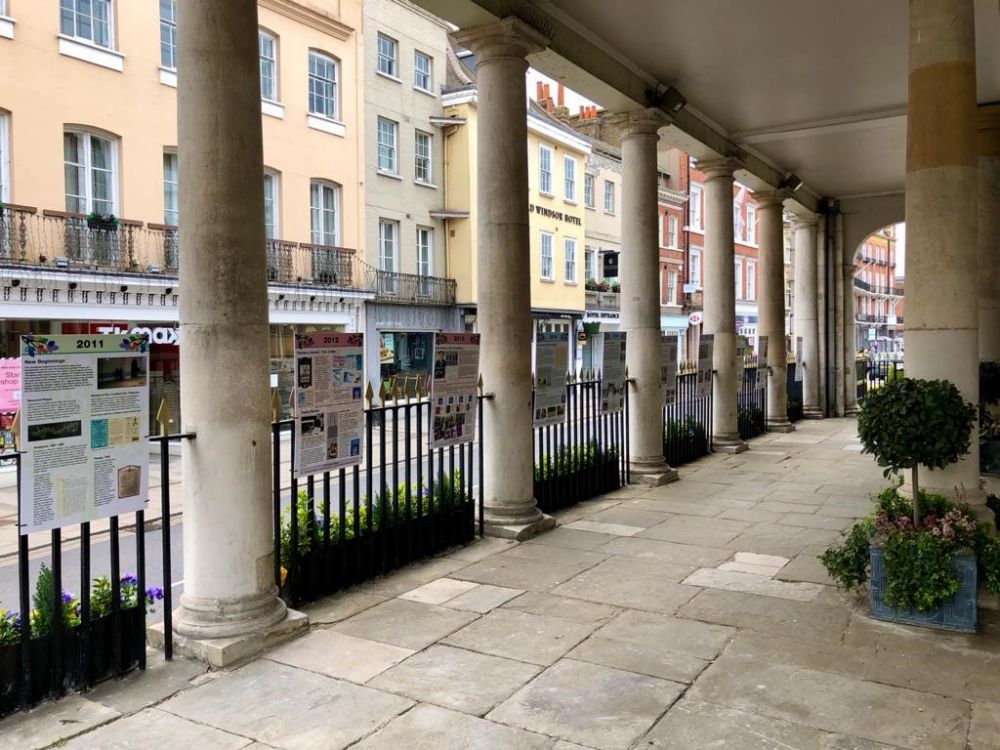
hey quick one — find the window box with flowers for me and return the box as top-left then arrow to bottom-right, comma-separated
86,212 -> 120,232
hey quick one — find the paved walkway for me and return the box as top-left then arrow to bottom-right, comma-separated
6,418 -> 1000,750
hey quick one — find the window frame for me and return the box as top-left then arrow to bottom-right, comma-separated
308,50 -> 339,120
734,257 -> 743,300
563,155 -> 576,202
746,204 -> 757,245
689,183 -> 703,230
414,130 -> 433,184
310,180 -> 341,247
584,248 -> 595,282
416,226 -> 433,295
377,116 -> 399,175
689,248 -> 702,288
162,150 -> 178,226
263,170 -> 279,239
540,231 -> 554,281
376,33 -> 399,79
667,270 -> 678,305
259,30 -> 279,102
64,129 -> 119,216
564,237 -> 577,284
60,0 -> 115,49
0,112 -> 9,204
667,215 -> 678,248
378,218 -> 399,273
603,180 -> 615,214
733,205 -> 743,243
584,173 -> 595,208
413,50 -> 433,92
159,0 -> 177,70
538,145 -> 553,196
746,259 -> 756,300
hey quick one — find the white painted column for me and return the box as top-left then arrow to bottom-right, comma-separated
173,0 -> 291,651
757,192 -> 793,432
979,105 -> 1000,362
454,18 -> 554,539
620,111 -> 678,484
699,158 -> 747,452
794,217 -> 822,417
905,0 -> 986,516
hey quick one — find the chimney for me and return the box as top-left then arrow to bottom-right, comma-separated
536,81 -> 544,101
557,83 -> 565,106
543,83 -> 551,101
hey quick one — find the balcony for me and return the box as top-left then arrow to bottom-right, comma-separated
366,266 -> 457,306
0,205 -> 457,305
585,289 -> 620,311
853,277 -> 904,296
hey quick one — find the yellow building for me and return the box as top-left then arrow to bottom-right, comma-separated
0,0 -> 368,418
442,48 -> 588,336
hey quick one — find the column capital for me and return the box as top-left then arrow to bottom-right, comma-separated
753,189 -> 791,209
452,17 -> 548,62
791,213 -> 820,230
695,156 -> 743,181
606,108 -> 669,139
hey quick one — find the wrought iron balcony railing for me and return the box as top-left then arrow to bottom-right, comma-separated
853,277 -> 904,297
0,206 -> 457,305
585,289 -> 620,311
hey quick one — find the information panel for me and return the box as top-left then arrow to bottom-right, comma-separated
293,332 -> 364,478
534,332 -> 568,426
736,336 -> 751,387
19,334 -> 149,534
601,332 -> 627,413
795,336 -> 804,382
696,334 -> 714,399
430,333 -> 480,448
0,358 -> 20,413
661,337 -> 678,406
757,335 -> 769,393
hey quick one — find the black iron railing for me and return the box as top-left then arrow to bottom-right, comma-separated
0,433 -> 191,719
737,356 -> 768,440
856,356 -> 904,402
663,370 -> 713,467
274,394 -> 483,607
786,363 -> 803,422
532,374 -> 628,514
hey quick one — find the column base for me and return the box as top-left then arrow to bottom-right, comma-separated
173,586 -> 288,640
803,406 -> 825,419
628,460 -> 679,487
712,436 -> 748,454
148,608 -> 309,668
767,418 -> 796,433
482,512 -> 556,541
844,405 -> 859,417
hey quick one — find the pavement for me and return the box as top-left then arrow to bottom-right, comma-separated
5,417 -> 1000,750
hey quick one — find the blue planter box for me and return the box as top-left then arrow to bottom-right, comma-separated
869,546 -> 977,632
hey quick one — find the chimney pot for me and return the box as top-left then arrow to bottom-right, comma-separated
557,82 -> 565,106
536,81 -> 544,101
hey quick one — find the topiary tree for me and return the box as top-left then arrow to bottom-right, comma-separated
857,378 -> 976,525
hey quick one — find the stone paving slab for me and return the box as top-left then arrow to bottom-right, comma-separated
682,567 -> 824,602
563,519 -> 646,536
489,659 -> 684,750
332,597 -> 478,651
586,506 -> 672,528
86,652 -> 208,716
301,590 -> 386,625
444,583 -> 524,613
160,659 -> 413,750
501,591 -> 619,625
689,653 -> 969,749
641,698 -> 901,750
352,703 -> 552,750
265,629 -> 413,683
443,608 -> 598,666
638,514 -> 750,547
399,577 -> 478,605
59,707 -> 253,750
552,556 -> 697,614
970,701 -> 1000,750
369,644 -> 540,716
5,695 -> 120,750
450,550 -> 600,591
596,536 -> 733,567
523,526 -> 617,550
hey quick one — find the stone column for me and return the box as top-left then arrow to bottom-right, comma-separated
620,111 -> 678,484
794,217 -> 822,417
979,104 -> 1000,362
699,158 -> 747,452
905,0 -> 986,515
172,0 -> 301,662
757,191 -> 793,432
843,245 -> 859,415
454,18 -> 554,539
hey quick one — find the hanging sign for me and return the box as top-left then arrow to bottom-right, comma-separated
430,333 -> 480,448
661,337 -> 678,406
534,332 -> 568,426
696,334 -> 714,399
293,332 -> 365,478
19,333 -> 150,534
600,332 -> 626,413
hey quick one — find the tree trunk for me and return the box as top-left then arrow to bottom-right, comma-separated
911,465 -> 921,526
